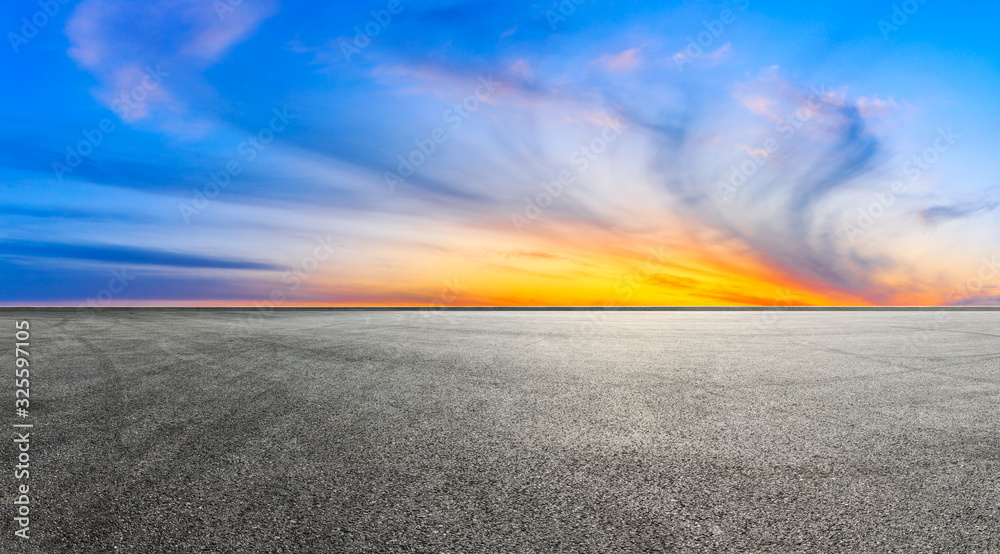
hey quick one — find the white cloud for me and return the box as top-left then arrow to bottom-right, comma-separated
65,0 -> 278,122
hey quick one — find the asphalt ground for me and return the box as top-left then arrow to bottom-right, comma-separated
0,309 -> 998,552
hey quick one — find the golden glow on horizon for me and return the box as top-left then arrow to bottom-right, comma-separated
185,216 -> 886,307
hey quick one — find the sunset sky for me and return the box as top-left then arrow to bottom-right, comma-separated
2,0 -> 999,306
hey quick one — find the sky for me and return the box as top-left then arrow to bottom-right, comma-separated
2,0 -> 999,306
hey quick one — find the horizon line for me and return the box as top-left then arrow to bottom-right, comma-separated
2,306 -> 999,311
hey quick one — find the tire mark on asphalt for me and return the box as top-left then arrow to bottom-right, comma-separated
63,318 -> 128,551
766,320 -> 1000,386
516,338 -> 548,350
884,325 -> 1000,341
772,325 -> 998,360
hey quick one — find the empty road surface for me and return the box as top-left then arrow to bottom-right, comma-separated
1,309 -> 998,552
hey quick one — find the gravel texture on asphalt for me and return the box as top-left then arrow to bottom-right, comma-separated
0,309 -> 998,552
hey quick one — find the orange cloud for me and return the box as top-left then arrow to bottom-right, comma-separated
269,213 -> 879,307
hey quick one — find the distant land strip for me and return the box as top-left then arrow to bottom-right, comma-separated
3,306 -> 1000,311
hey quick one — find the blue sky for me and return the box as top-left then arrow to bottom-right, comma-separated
2,0 -> 999,305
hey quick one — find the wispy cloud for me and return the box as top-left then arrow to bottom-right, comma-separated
593,47 -> 642,71
65,0 -> 278,121
919,200 -> 998,225
4,1 -> 999,305
671,42 -> 731,68
0,239 -> 281,270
